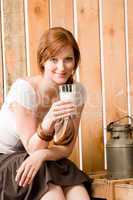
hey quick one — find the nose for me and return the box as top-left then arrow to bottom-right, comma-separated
57,60 -> 65,71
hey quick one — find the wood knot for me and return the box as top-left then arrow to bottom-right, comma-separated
109,28 -> 115,36
34,6 -> 41,15
80,8 -> 84,14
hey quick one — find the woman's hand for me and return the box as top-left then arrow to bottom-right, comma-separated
15,150 -> 45,187
42,100 -> 77,132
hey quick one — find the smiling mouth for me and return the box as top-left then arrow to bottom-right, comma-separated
55,73 -> 66,77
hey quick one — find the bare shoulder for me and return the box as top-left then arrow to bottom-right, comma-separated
21,75 -> 42,85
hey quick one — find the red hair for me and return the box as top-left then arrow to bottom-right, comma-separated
37,27 -> 80,83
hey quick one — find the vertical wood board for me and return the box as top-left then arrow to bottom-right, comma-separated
0,3 -> 4,106
77,0 -> 104,172
50,0 -> 80,166
50,0 -> 73,31
27,0 -> 49,75
127,0 -> 133,115
102,0 -> 128,123
2,0 -> 26,91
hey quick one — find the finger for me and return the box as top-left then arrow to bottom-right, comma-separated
53,100 -> 74,107
18,165 -> 32,186
54,112 -> 74,120
54,108 -> 76,116
53,104 -> 76,111
28,170 -> 37,185
15,162 -> 26,183
22,167 -> 35,187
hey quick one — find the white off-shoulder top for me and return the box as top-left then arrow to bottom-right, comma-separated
0,79 -> 86,154
0,79 -> 38,154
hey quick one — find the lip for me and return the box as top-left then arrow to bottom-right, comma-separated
55,73 -> 66,77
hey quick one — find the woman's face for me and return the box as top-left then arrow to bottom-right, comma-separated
43,45 -> 75,85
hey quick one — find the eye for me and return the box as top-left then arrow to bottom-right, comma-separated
64,57 -> 74,63
50,57 -> 58,63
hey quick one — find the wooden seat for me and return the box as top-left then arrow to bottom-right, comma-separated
90,171 -> 133,200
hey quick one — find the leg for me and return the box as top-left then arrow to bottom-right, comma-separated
64,184 -> 91,200
40,183 -> 65,200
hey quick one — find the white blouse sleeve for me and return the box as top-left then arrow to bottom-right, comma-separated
5,79 -> 38,111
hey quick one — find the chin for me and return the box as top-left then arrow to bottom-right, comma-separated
54,78 -> 67,85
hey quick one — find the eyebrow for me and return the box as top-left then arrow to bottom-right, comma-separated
64,54 -> 75,57
51,55 -> 74,58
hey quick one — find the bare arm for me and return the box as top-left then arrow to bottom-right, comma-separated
13,100 -> 80,154
12,103 -> 49,153
42,116 -> 81,160
15,103 -> 83,187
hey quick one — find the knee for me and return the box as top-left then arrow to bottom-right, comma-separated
64,184 -> 90,200
40,183 -> 65,200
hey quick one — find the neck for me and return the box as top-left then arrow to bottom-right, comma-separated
38,75 -> 59,100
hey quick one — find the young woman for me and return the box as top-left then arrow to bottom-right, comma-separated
0,27 -> 92,200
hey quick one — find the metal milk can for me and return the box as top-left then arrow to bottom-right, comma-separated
106,116 -> 133,179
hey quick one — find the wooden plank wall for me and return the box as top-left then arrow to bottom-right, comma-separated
0,2 -> 4,105
0,0 -> 133,174
0,0 -> 27,96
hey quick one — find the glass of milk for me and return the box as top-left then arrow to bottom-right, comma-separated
59,84 -> 78,116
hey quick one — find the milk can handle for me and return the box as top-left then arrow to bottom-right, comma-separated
107,115 -> 133,132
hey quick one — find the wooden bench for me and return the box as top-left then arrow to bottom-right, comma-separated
90,171 -> 133,200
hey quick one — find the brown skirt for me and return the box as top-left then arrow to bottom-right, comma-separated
0,151 -> 92,200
